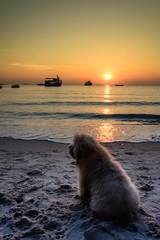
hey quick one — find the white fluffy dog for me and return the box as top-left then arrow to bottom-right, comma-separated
69,133 -> 140,222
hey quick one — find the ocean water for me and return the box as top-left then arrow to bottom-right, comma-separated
0,84 -> 160,143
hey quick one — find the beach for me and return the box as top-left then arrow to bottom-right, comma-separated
0,137 -> 160,239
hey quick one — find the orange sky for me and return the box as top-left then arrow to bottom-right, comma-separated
0,0 -> 160,85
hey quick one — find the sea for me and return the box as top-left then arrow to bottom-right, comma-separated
0,84 -> 160,143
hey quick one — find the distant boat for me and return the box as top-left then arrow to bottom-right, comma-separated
85,80 -> 92,86
11,84 -> 20,88
45,75 -> 62,87
115,84 -> 124,86
37,83 -> 44,86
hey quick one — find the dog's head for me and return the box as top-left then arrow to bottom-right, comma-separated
69,133 -> 99,166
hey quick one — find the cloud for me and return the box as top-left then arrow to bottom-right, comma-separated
8,63 -> 69,71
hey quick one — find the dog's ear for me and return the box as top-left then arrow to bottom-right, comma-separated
74,134 -> 97,159
75,143 -> 89,159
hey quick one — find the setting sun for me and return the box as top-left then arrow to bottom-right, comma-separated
104,74 -> 112,80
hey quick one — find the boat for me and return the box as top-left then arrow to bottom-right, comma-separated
45,75 -> 62,87
85,80 -> 92,86
11,84 -> 20,88
115,84 -> 124,86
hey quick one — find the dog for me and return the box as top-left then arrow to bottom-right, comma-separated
69,133 -> 140,222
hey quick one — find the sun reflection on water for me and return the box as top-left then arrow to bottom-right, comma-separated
98,123 -> 114,142
103,108 -> 110,114
103,85 -> 111,114
94,123 -> 126,142
95,86 -> 125,142
104,85 -> 111,102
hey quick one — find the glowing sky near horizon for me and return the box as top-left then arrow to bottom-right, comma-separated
0,0 -> 160,85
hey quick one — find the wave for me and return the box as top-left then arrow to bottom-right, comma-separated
55,112 -> 160,123
2,111 -> 160,124
1,101 -> 160,107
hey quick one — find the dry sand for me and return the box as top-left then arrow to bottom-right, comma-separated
0,137 -> 160,240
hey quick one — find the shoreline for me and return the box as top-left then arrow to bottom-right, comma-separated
0,137 -> 160,239
1,136 -> 160,146
1,136 -> 160,156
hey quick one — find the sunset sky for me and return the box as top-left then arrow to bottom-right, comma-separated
0,0 -> 160,85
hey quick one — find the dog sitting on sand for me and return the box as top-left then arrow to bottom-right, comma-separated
69,133 -> 140,222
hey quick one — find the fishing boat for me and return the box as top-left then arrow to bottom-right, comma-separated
85,80 -> 92,86
45,75 -> 62,87
11,84 -> 20,88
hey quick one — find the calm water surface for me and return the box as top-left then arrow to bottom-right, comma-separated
0,84 -> 160,143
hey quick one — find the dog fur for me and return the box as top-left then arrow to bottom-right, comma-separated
69,133 -> 140,221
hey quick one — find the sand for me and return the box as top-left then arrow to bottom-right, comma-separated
0,137 -> 160,240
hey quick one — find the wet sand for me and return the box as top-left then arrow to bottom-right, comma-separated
0,137 -> 160,239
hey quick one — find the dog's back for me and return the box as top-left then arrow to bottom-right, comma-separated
90,157 -> 140,222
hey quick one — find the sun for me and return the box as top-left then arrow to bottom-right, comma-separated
104,74 -> 112,80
